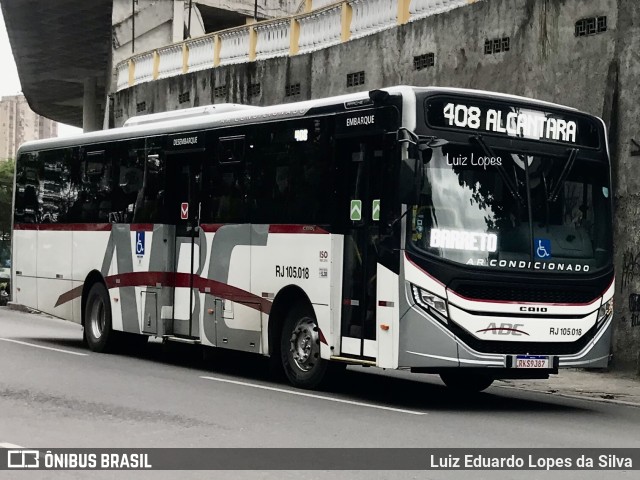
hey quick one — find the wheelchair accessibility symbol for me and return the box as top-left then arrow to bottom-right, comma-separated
135,231 -> 145,257
535,238 -> 551,259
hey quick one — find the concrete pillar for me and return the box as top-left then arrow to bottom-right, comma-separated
83,77 -> 99,133
173,0 -> 185,42
289,18 -> 300,55
341,2 -> 352,42
249,26 -> 257,61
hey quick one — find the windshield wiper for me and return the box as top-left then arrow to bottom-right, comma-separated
547,148 -> 579,202
470,135 -> 526,206
541,172 -> 550,231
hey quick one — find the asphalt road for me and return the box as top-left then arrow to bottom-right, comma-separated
0,307 -> 639,480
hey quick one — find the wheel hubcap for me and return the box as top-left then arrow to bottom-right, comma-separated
90,297 -> 106,340
289,317 -> 319,372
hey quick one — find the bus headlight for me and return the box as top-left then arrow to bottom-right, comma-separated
596,298 -> 613,328
411,284 -> 448,323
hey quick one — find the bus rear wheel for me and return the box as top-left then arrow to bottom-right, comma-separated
439,372 -> 494,393
281,302 -> 328,389
84,282 -> 115,353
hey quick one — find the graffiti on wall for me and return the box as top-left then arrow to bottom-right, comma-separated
628,293 -> 640,327
621,250 -> 640,289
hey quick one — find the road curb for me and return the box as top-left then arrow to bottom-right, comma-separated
495,383 -> 640,408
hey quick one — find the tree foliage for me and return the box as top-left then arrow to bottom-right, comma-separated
0,159 -> 15,240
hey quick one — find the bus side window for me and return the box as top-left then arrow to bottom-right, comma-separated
199,156 -> 218,225
110,140 -> 144,223
14,152 -> 42,224
215,168 -> 247,223
132,146 -> 165,224
214,136 -> 248,224
247,119 -> 331,225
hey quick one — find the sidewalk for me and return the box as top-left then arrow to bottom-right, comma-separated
497,369 -> 640,406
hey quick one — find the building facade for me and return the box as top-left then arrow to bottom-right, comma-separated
0,94 -> 58,160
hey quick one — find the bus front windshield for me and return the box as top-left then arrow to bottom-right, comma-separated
409,143 -> 613,274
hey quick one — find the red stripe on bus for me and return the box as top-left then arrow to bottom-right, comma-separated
39,223 -> 114,231
129,224 -> 155,231
448,289 -> 601,307
56,271 -> 272,314
13,223 -> 40,230
475,327 -> 530,336
104,271 -> 174,290
404,252 -> 446,287
54,284 -> 84,307
318,328 -> 328,345
14,223 -> 114,232
199,224 -> 225,232
268,225 -> 328,234
14,224 -> 156,232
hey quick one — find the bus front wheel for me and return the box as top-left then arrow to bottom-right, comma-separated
439,372 -> 494,393
281,302 -> 328,389
84,282 -> 115,353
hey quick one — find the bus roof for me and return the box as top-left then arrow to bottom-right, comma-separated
17,85 -> 593,154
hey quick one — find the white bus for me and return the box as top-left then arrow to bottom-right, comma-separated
11,86 -> 615,392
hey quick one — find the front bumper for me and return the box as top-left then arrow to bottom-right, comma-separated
399,304 -> 613,373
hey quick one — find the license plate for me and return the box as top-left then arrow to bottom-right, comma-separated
515,355 -> 550,369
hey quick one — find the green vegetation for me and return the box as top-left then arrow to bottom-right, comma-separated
0,159 -> 14,271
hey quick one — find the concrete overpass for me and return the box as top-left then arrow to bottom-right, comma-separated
0,0 -> 301,130
0,0 -> 112,129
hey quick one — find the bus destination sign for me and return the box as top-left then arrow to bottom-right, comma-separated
425,97 -> 600,148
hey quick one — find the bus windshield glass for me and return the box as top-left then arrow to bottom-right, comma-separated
408,143 -> 612,274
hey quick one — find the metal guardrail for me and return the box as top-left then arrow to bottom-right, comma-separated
116,0 -> 477,91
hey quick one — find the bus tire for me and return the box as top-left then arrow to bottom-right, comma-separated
439,372 -> 494,393
84,282 -> 115,353
281,302 -> 328,389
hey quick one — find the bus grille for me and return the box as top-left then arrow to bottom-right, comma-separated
451,284 -> 598,304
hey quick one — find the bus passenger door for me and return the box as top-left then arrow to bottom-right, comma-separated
337,137 -> 387,360
165,143 -> 205,339
206,135 -> 261,353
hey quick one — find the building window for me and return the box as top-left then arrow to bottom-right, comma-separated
484,36 -> 510,55
136,101 -> 146,113
214,85 -> 227,98
575,16 -> 607,37
347,71 -> 366,88
413,53 -> 435,70
248,83 -> 261,97
178,92 -> 190,103
285,83 -> 301,97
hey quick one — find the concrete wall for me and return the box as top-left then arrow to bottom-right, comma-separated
113,0 -> 640,370
610,0 -> 640,370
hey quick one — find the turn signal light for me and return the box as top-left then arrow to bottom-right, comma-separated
380,324 -> 390,331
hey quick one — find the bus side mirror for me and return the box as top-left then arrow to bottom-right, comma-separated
399,145 -> 424,205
